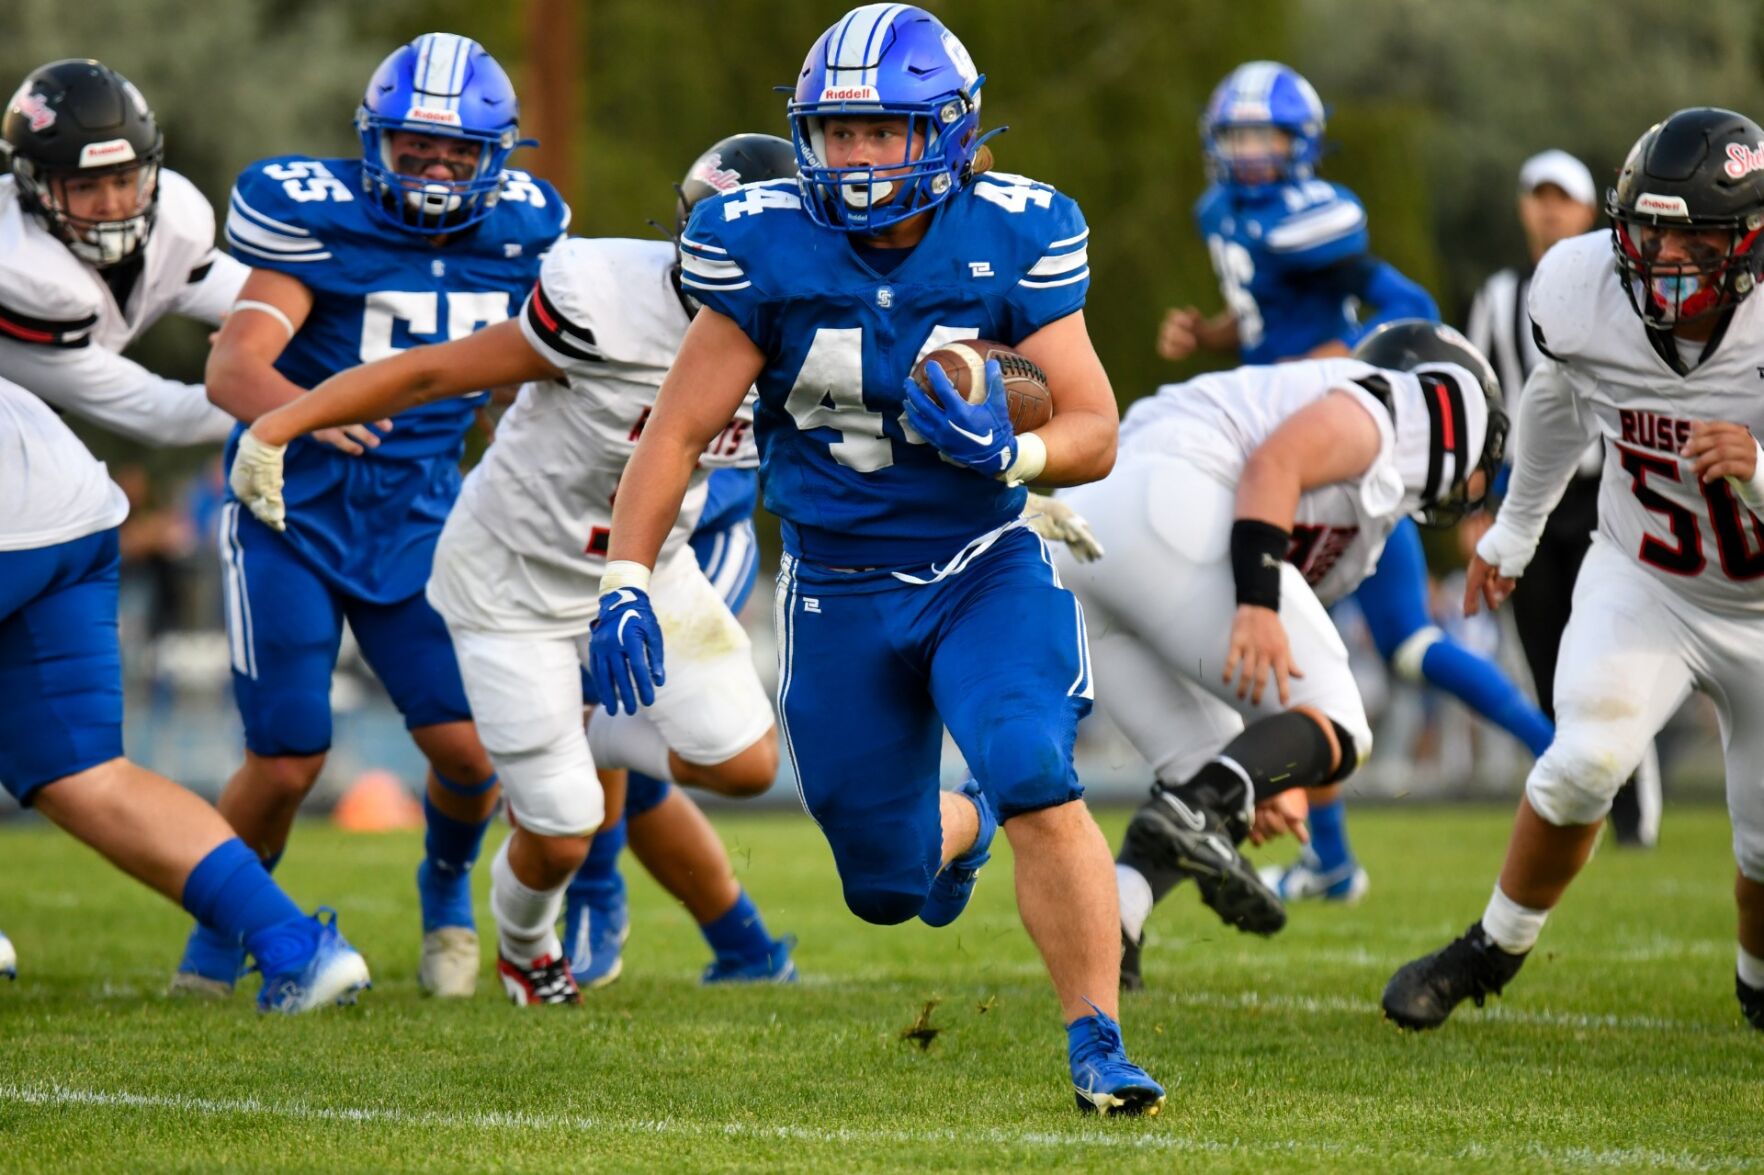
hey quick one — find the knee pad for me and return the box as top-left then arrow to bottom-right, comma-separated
822,817 -> 938,925
842,884 -> 928,926
972,721 -> 1080,819
492,737 -> 604,839
239,685 -> 333,759
1524,729 -> 1632,827
625,772 -> 672,818
1390,626 -> 1444,684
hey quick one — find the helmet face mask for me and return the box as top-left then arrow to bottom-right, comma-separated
788,5 -> 986,234
355,33 -> 527,235
1607,107 -> 1764,330
4,60 -> 165,267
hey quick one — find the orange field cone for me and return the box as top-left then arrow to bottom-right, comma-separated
332,770 -> 425,832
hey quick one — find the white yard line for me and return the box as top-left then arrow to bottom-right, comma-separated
0,1083 -> 1739,1171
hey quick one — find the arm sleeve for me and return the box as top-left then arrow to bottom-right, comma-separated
223,164 -> 333,275
677,192 -> 774,346
170,249 -> 250,325
0,337 -> 235,446
518,245 -> 606,373
1482,353 -> 1595,557
1354,258 -> 1440,328
1005,188 -> 1090,339
1263,190 -> 1369,270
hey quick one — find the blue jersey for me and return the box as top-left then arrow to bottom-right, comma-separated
222,156 -> 566,600
1194,179 -> 1369,364
697,468 -> 758,537
680,174 -> 1089,568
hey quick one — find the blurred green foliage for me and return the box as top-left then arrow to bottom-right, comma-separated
3,0 -> 1762,476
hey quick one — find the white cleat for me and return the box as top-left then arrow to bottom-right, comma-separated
1259,853 -> 1371,904
0,931 -> 16,980
419,927 -> 480,998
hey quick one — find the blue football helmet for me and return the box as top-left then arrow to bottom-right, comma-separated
355,33 -> 530,234
787,4 -> 992,234
1200,61 -> 1327,188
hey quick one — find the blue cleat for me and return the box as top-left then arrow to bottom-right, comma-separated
1068,1005 -> 1166,1116
169,922 -> 247,998
564,876 -> 630,990
919,778 -> 996,928
254,908 -> 371,1014
702,934 -> 799,985
0,930 -> 15,980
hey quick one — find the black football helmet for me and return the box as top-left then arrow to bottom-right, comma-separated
1352,319 -> 1508,527
1607,107 -> 1764,327
674,132 -> 798,236
3,59 -> 164,267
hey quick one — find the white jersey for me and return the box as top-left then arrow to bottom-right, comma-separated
1119,358 -> 1465,605
430,237 -> 755,633
0,375 -> 127,552
0,170 -> 243,445
1497,231 -> 1764,616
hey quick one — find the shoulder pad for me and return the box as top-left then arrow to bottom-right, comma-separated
678,179 -> 806,297
524,236 -> 674,365
154,169 -> 218,248
1526,232 -> 1610,361
1264,185 -> 1366,255
225,156 -> 352,267
966,173 -> 1090,290
0,182 -> 99,347
493,169 -> 570,247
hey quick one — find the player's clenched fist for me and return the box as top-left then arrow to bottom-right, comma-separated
1156,306 -> 1204,362
1682,420 -> 1761,486
1222,603 -> 1304,707
229,429 -> 289,532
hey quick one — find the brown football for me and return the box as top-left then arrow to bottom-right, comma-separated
912,339 -> 1053,434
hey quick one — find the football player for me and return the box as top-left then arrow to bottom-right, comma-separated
0,60 -> 239,445
584,4 -> 1163,1115
170,34 -> 569,1000
1058,322 -> 1504,979
1151,62 -> 1550,922
1384,108 -> 1764,1033
0,374 -> 368,1011
230,135 -> 799,1003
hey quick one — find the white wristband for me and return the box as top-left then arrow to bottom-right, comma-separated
231,300 -> 296,340
1726,440 -> 1764,513
599,559 -> 652,595
999,431 -> 1047,487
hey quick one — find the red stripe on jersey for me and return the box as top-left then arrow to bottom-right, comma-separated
0,315 -> 55,344
532,283 -> 559,333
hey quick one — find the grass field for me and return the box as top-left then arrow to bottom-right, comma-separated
2,804 -> 1760,1172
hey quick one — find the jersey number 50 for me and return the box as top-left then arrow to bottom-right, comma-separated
1622,444 -> 1764,579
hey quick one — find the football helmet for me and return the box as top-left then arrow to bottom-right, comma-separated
1200,61 -> 1326,189
1607,107 -> 1764,327
2,59 -> 163,267
356,33 -> 530,235
1353,319 -> 1508,527
787,4 -> 991,233
675,132 -> 798,237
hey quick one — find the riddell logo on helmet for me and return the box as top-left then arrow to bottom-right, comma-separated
1634,192 -> 1690,218
406,106 -> 463,127
821,86 -> 880,103
690,152 -> 744,193
1725,142 -> 1764,178
78,140 -> 136,167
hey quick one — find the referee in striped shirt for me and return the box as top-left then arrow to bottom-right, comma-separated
1466,149 -> 1661,847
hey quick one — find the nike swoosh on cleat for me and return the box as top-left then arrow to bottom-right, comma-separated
1158,793 -> 1207,832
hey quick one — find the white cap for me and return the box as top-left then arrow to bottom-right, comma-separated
1518,149 -> 1596,206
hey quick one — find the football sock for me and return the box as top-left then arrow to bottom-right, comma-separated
1307,798 -> 1353,874
423,784 -> 494,876
700,890 -> 775,961
1738,945 -> 1764,991
586,711 -> 674,781
1116,863 -> 1155,943
567,816 -> 628,901
181,838 -> 306,950
1481,884 -> 1548,954
490,837 -> 566,967
1420,640 -> 1555,758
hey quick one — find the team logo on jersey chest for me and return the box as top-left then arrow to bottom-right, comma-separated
876,286 -> 895,310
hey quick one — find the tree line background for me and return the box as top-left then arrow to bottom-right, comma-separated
8,0 -> 1764,470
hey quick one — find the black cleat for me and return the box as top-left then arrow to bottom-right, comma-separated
1123,792 -> 1286,936
1120,926 -> 1144,993
1382,921 -> 1527,1030
1739,976 -> 1764,1032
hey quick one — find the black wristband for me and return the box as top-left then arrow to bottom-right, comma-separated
1230,519 -> 1290,610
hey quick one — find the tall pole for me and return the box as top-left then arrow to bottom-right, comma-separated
524,0 -> 583,213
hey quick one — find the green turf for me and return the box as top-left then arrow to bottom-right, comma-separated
1,805 -> 1760,1172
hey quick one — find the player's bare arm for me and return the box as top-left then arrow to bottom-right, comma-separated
1013,310 -> 1118,486
1226,390 -> 1384,704
251,319 -> 558,447
605,307 -> 765,573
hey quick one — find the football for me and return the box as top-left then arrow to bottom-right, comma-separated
912,339 -> 1054,434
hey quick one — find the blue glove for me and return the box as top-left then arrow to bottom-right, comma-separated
588,586 -> 665,715
902,359 -> 1018,477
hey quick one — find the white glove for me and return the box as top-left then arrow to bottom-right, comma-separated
1474,517 -> 1539,579
1022,492 -> 1105,562
229,429 -> 289,532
